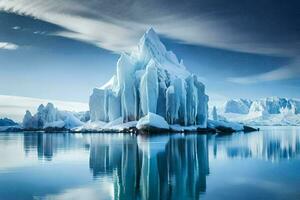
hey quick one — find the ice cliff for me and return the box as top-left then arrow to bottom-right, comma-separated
221,97 -> 300,126
224,97 -> 300,115
90,28 -> 208,127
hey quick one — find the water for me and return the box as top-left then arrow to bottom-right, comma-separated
0,127 -> 300,200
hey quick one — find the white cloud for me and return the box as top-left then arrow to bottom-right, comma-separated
0,42 -> 19,50
12,26 -> 20,30
0,0 -> 298,56
228,60 -> 300,84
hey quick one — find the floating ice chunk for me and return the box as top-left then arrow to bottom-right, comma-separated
136,112 -> 169,130
208,119 -> 244,132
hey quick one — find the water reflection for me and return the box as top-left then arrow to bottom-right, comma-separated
88,134 -> 209,199
210,127 -> 300,162
2,127 -> 299,200
23,132 -> 89,160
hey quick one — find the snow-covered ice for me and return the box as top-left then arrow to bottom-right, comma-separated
220,97 -> 300,126
224,99 -> 252,114
207,119 -> 244,132
136,112 -> 169,130
0,117 -> 18,126
89,28 -> 209,128
0,95 -> 88,122
22,103 -> 84,129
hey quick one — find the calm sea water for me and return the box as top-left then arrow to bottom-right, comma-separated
0,127 -> 300,200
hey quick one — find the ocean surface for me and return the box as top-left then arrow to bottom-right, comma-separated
0,127 -> 300,200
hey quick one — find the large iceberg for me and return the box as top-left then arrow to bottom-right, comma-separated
90,28 -> 209,128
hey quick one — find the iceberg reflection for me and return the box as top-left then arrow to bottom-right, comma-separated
14,127 -> 300,200
89,134 -> 209,199
210,127 -> 300,161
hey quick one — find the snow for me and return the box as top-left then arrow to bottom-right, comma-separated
73,120 -> 107,132
60,111 -> 84,129
220,97 -> 300,126
73,120 -> 137,132
108,121 -> 137,131
22,103 -> 84,129
169,124 -> 199,132
44,120 -> 65,128
136,112 -> 169,130
89,28 -> 208,127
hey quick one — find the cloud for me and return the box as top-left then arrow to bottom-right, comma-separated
12,26 -> 20,30
228,60 -> 300,84
0,42 -> 19,50
0,0 -> 299,56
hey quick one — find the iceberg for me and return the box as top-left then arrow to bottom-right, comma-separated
208,120 -> 244,133
224,99 -> 252,114
22,103 -> 84,129
0,117 -> 20,132
89,28 -> 209,129
221,97 -> 300,126
0,117 -> 18,126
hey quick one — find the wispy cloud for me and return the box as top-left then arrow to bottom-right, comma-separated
0,0 -> 299,56
228,60 -> 300,84
0,42 -> 19,50
12,26 -> 20,30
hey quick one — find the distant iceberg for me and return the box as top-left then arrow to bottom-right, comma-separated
22,103 -> 84,130
0,117 -> 18,126
220,97 -> 300,126
89,28 -> 209,129
0,117 -> 20,132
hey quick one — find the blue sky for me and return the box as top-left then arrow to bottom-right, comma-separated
0,0 -> 299,105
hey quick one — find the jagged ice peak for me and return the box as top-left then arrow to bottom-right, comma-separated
90,27 -> 208,127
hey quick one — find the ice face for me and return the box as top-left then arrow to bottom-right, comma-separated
22,110 -> 34,128
140,60 -> 159,115
225,97 -> 300,115
212,106 -> 218,121
248,97 -> 299,115
89,28 -> 209,127
224,99 -> 252,114
222,97 -> 300,126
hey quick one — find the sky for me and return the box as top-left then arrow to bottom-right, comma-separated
0,0 -> 299,106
